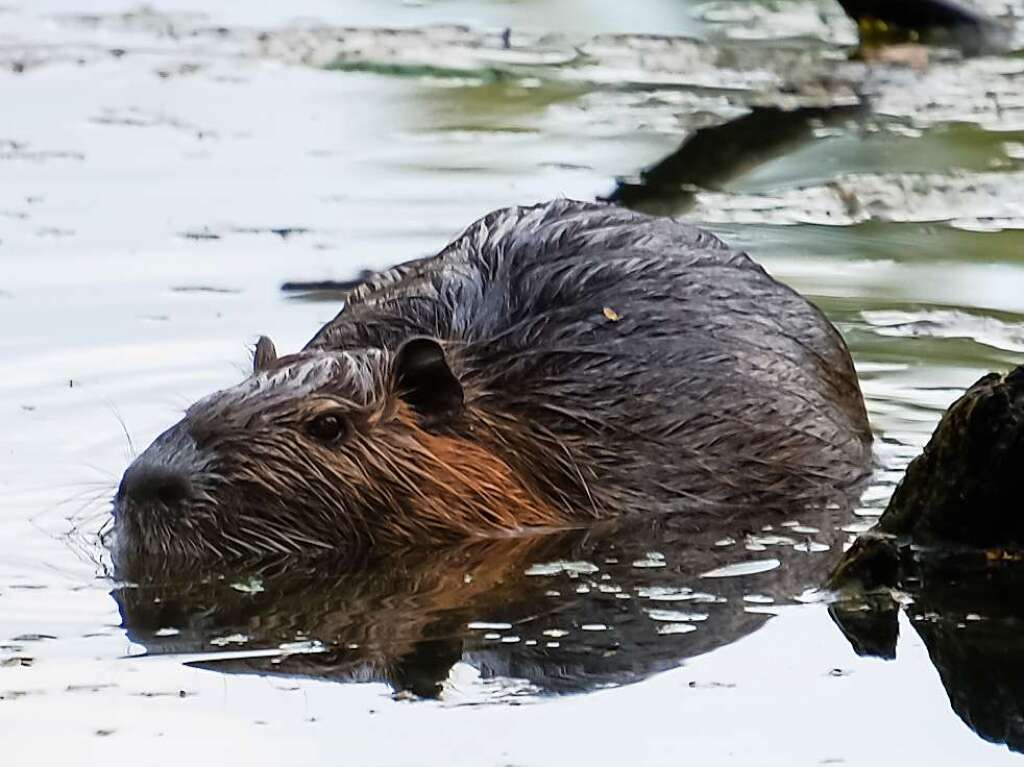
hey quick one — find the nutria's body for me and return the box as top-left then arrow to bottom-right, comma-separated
113,200 -> 871,564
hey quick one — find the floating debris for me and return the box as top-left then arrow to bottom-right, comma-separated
525,560 -> 600,576
656,623 -> 698,635
701,559 -> 782,578
645,609 -> 709,622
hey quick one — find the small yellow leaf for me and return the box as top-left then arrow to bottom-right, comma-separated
603,307 -> 621,322
986,548 -> 1024,563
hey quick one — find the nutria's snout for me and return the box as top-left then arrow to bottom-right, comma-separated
115,426 -> 205,511
112,427 -> 212,564
117,461 -> 195,510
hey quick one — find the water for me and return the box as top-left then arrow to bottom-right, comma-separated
3,0 -> 1024,763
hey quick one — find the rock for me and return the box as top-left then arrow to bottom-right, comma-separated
877,365 -> 1024,548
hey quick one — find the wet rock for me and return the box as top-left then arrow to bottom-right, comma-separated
829,364 -> 1024,594
877,364 -> 1024,548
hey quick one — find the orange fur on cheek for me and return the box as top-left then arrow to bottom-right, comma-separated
382,408 -> 568,539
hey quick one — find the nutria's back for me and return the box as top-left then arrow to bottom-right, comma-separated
307,200 -> 871,512
112,200 -> 871,565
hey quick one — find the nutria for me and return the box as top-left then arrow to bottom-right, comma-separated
112,199 -> 872,564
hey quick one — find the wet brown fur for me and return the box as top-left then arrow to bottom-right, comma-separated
360,405 -> 568,540
113,200 -> 872,565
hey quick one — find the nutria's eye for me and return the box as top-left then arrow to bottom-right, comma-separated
307,413 -> 349,444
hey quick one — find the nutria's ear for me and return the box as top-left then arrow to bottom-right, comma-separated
253,335 -> 278,373
393,338 -> 463,424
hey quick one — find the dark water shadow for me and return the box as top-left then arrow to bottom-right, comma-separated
837,0 -> 1015,56
606,103 -> 867,217
832,551 -> 1024,753
113,500 -> 859,700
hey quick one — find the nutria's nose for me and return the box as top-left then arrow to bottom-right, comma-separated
118,462 -> 194,508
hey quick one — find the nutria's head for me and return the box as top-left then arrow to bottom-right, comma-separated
111,336 -> 555,568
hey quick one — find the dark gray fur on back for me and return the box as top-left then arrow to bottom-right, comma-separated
307,199 -> 871,517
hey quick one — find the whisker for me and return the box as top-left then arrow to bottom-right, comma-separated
103,400 -> 136,462
75,462 -> 121,482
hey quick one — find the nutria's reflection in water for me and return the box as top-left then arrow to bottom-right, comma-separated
832,552 -> 1024,754
116,503 -> 1024,751
113,501 -> 857,700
